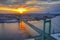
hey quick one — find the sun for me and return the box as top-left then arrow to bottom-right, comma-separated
17,8 -> 27,14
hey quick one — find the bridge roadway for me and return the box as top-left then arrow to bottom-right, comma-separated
24,21 -> 56,40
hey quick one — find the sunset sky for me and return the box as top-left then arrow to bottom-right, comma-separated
0,0 -> 60,14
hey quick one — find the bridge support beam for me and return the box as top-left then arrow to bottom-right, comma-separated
42,18 -> 51,40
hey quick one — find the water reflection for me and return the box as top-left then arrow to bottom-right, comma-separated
0,22 -> 29,40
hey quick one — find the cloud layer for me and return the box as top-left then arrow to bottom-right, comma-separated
0,0 -> 60,4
